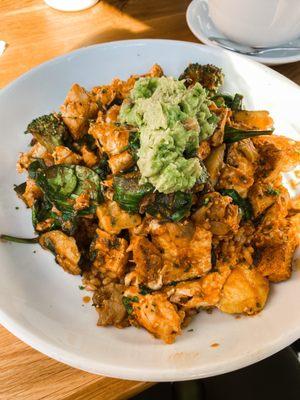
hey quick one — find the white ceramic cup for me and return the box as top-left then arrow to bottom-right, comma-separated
208,0 -> 300,47
45,0 -> 99,12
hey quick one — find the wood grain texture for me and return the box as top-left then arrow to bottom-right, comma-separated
0,326 -> 153,400
0,0 -> 299,399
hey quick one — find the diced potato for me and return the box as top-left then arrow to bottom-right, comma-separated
231,110 -> 274,131
218,265 -> 269,315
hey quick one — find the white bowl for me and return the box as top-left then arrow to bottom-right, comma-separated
0,40 -> 299,381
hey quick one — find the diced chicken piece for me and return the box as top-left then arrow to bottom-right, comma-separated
256,217 -> 299,282
105,105 -> 120,123
110,64 -> 163,100
217,264 -> 269,315
90,228 -> 128,279
91,65 -> 163,107
231,110 -> 274,131
227,139 -> 259,173
73,193 -> 90,211
253,135 -> 300,182
210,108 -> 230,146
149,221 -> 212,284
124,286 -> 184,344
91,85 -> 117,108
39,230 -> 81,275
80,144 -> 99,168
248,179 -> 284,218
89,114 -> 130,156
254,188 -> 291,247
197,140 -> 211,160
108,151 -> 134,174
166,269 -> 230,309
192,192 -> 241,236
147,63 -> 164,77
93,283 -> 128,328
52,145 -> 82,165
96,200 -> 141,235
125,235 -> 163,289
17,142 -> 53,173
216,222 -> 256,267
218,139 -> 259,197
218,165 -> 253,198
35,218 -> 54,232
61,84 -> 98,140
111,76 -> 138,100
22,178 -> 43,207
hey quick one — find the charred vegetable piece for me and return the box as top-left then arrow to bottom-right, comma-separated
25,114 -> 70,152
224,126 -> 274,143
231,94 -> 244,110
219,189 -> 253,220
179,63 -> 224,92
146,191 -> 193,222
195,161 -> 210,184
113,175 -> 153,213
14,182 -> 27,200
204,144 -> 225,187
213,93 -> 243,110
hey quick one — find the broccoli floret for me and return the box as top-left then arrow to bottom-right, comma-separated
25,113 -> 70,152
179,63 -> 224,93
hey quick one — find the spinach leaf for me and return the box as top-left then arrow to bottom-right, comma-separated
92,153 -> 111,180
113,175 -> 153,213
0,234 -> 38,244
128,131 -> 140,161
146,191 -> 193,222
224,126 -> 273,143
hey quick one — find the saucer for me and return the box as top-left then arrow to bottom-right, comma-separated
186,0 -> 300,65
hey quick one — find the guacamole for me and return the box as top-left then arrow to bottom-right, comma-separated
119,76 -> 218,194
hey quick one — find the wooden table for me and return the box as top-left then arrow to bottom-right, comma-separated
0,1 -> 300,399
